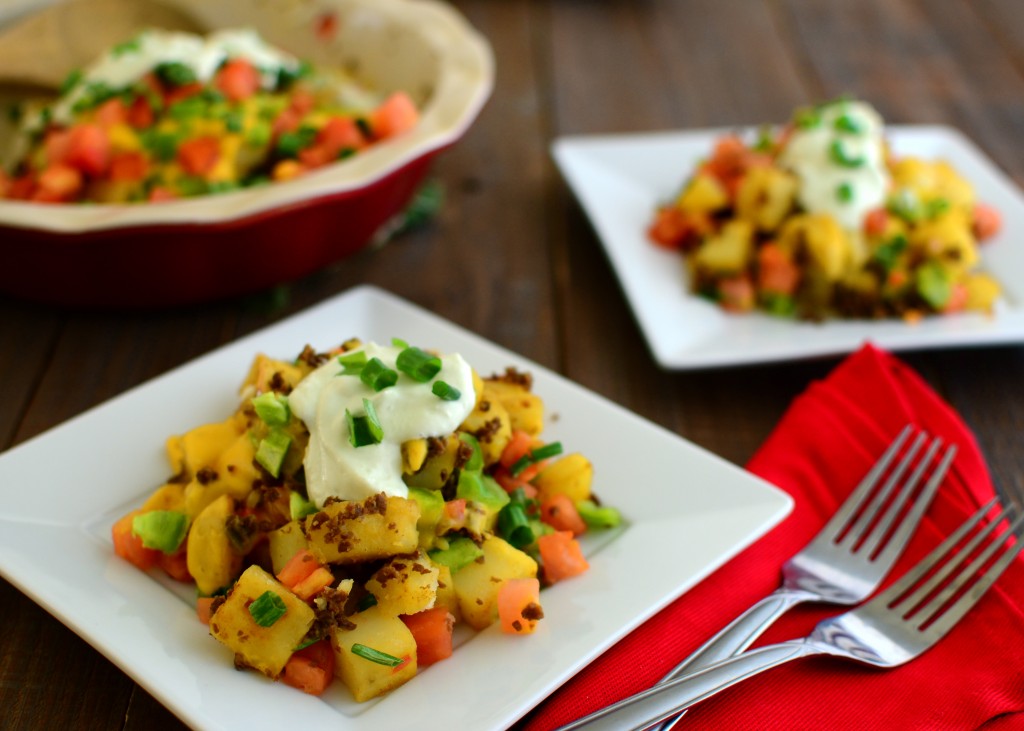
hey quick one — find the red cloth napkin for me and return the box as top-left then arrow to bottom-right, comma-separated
521,343 -> 1024,730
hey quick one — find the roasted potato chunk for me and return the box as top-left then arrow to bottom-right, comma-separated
303,494 -> 420,564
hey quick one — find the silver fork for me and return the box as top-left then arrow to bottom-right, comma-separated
650,425 -> 956,730
558,498 -> 1022,731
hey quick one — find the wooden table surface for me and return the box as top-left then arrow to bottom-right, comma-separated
3,0 -> 1024,728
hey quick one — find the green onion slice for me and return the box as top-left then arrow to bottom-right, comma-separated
351,643 -> 404,667
829,139 -> 865,168
337,350 -> 367,376
360,357 -> 398,391
256,429 -> 292,478
458,432 -> 484,472
347,399 -> 384,447
396,346 -> 442,382
510,442 -> 564,477
432,380 -> 461,401
835,182 -> 855,204
576,499 -> 623,529
833,113 -> 863,134
497,503 -> 535,549
252,391 -> 290,426
249,591 -> 288,627
391,337 -> 409,349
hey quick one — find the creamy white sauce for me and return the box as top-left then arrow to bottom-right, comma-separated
46,28 -> 300,127
777,100 -> 890,230
288,343 -> 476,507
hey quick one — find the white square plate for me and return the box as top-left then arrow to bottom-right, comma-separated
0,285 -> 792,730
553,126 -> 1024,369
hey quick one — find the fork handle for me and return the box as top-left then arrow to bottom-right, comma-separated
556,640 -> 821,731
659,586 -> 818,682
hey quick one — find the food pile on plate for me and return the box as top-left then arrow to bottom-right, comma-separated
112,339 -> 619,702
0,28 -> 419,203
649,99 -> 1002,321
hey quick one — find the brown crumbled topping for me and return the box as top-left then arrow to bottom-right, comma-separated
196,467 -> 218,485
474,417 -> 502,444
512,620 -> 523,632
426,437 -> 446,458
311,585 -> 354,636
479,400 -> 491,413
374,565 -> 399,587
297,344 -> 330,369
522,602 -> 544,621
491,367 -> 533,390
411,562 -> 432,575
268,371 -> 289,394
209,595 -> 226,617
475,598 -> 483,606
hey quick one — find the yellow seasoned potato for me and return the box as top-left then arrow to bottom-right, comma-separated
209,565 -> 315,679
177,420 -> 240,479
483,378 -> 544,437
365,551 -> 439,616
140,483 -> 186,513
401,438 -> 429,474
433,563 -> 460,621
778,213 -> 853,282
735,166 -> 798,232
187,494 -> 241,595
964,272 -> 1001,312
676,173 -> 729,214
332,605 -> 418,702
534,453 -> 594,503
239,353 -> 307,397
908,209 -> 978,273
183,432 -> 260,518
303,494 -> 420,564
268,520 -> 308,576
403,434 -> 462,490
693,219 -> 754,275
453,535 -> 538,630
459,395 -> 512,465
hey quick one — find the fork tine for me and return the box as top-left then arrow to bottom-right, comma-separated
862,442 -> 957,561
911,510 -> 1024,632
825,424 -> 915,541
894,502 -> 1012,616
926,515 -> 1024,638
835,429 -> 927,547
873,497 -> 998,604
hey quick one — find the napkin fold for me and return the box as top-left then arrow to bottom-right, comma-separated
522,343 -> 1024,731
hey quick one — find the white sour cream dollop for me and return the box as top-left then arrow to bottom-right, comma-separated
288,343 -> 476,507
777,100 -> 890,230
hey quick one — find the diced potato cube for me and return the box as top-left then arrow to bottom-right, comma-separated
453,535 -> 538,630
187,494 -> 241,595
534,453 -> 594,503
483,379 -> 544,436
184,432 -> 260,518
676,173 -> 729,214
736,166 -> 798,232
401,439 -> 429,474
239,353 -> 307,398
693,220 -> 754,275
964,272 -> 1001,313
140,482 -> 186,513
460,396 -> 512,465
365,552 -> 439,616
332,605 -> 417,702
179,420 -> 240,479
209,565 -> 315,679
303,494 -> 420,564
433,563 -> 460,621
268,520 -> 309,576
404,435 -> 461,490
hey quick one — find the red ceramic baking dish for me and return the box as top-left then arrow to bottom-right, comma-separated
0,0 -> 493,307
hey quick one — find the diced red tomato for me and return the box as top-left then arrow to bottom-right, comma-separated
718,275 -> 756,312
196,597 -> 216,625
7,173 -> 36,200
108,151 -> 149,182
756,243 -> 800,296
369,92 -> 419,139
289,89 -> 315,116
443,499 -> 467,522
33,164 -> 84,202
216,59 -> 261,102
540,494 -> 587,536
177,136 -> 220,176
272,107 -> 302,138
314,11 -> 338,41
538,531 -> 589,584
400,607 -> 455,665
282,640 -> 335,695
112,511 -> 161,571
863,207 -> 889,237
500,430 -> 536,471
0,169 -> 9,198
276,548 -> 321,589
94,98 -> 128,128
148,186 -> 177,202
648,206 -> 691,250
64,124 -> 111,176
943,282 -> 969,313
127,96 -> 155,129
158,548 -> 192,583
299,116 -> 367,167
497,578 -> 543,634
699,135 -> 771,199
493,466 -> 539,497
291,567 -> 335,601
164,82 -> 203,106
973,203 -> 1002,241
44,129 -> 73,166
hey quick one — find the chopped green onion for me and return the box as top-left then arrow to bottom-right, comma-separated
833,113 -> 863,134
428,536 -> 484,572
289,490 -> 319,520
248,591 -> 288,627
59,69 -> 83,96
835,182 -> 855,203
391,337 -> 409,349
256,429 -> 292,477
154,61 -> 197,87
497,502 -> 534,549
396,347 -> 442,382
347,399 -> 384,447
829,139 -> 865,168
886,189 -> 922,223
293,635 -> 321,652
432,380 -> 461,401
360,357 -> 398,391
916,261 -> 952,309
762,293 -> 796,317
510,442 -> 564,477
356,594 -> 378,612
355,117 -> 373,139
111,38 -> 142,58
924,197 -> 950,219
458,432 -> 484,472
873,233 -> 908,272
337,350 -> 367,376
245,121 -> 272,147
252,392 -> 290,426
793,107 -> 821,129
576,500 -> 623,529
131,510 -> 189,553
276,125 -> 318,158
351,643 -> 404,667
